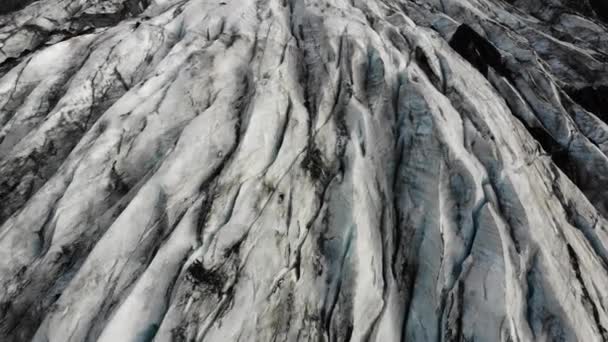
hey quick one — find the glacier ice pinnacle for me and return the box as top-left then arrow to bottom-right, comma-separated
1,0 -> 608,341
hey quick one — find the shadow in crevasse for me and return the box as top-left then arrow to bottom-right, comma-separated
566,85 -> 608,124
0,0 -> 38,15
590,0 -> 608,23
448,24 -> 511,79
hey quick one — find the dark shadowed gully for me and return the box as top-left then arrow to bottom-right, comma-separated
0,0 -> 38,15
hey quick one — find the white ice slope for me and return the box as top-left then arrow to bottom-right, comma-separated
1,0 -> 608,341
